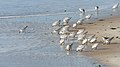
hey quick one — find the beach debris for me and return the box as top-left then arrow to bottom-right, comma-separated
116,36 -> 120,39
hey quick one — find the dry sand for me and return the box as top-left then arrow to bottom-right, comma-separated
76,16 -> 120,67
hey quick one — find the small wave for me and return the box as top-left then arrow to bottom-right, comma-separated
0,12 -> 78,19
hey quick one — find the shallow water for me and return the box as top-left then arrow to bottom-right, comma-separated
0,22 -> 102,67
0,0 -> 120,67
0,0 -> 120,22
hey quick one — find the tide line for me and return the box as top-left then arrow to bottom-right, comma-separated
0,12 -> 78,19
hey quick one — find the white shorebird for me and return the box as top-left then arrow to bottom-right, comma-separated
79,8 -> 85,14
77,34 -> 85,41
77,31 -> 88,41
52,30 -> 58,34
51,27 -> 62,34
95,6 -> 99,11
76,45 -> 85,52
52,20 -> 61,27
102,36 -> 114,44
65,43 -> 73,51
63,22 -> 68,26
19,26 -> 28,33
52,26 -> 62,34
76,29 -> 85,34
82,38 -> 88,45
69,32 -> 76,38
63,17 -> 71,25
63,17 -> 72,23
92,43 -> 99,50
72,23 -> 77,28
85,34 -> 95,42
85,14 -> 93,19
89,37 -> 97,43
59,26 -> 70,35
76,19 -> 84,25
59,38 -> 65,45
112,3 -> 119,9
60,34 -> 68,39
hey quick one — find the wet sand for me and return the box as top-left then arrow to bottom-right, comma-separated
76,16 -> 120,67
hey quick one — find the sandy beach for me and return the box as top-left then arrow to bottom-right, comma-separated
75,16 -> 120,67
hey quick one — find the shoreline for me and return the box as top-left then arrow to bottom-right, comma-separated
76,16 -> 120,67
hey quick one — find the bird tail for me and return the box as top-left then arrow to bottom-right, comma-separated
70,43 -> 73,47
23,26 -> 28,30
109,36 -> 114,41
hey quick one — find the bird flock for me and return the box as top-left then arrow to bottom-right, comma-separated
51,3 -> 119,54
18,3 -> 119,54
52,17 -> 114,53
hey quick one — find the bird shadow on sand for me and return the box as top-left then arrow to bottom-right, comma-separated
111,43 -> 120,44
97,47 -> 109,50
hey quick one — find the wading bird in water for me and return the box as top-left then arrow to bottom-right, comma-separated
19,26 -> 28,33
95,6 -> 99,11
79,8 -> 85,14
65,43 -> 73,51
76,45 -> 85,52
52,20 -> 61,27
112,3 -> 119,9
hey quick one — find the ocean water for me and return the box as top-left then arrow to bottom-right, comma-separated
0,0 -> 120,67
